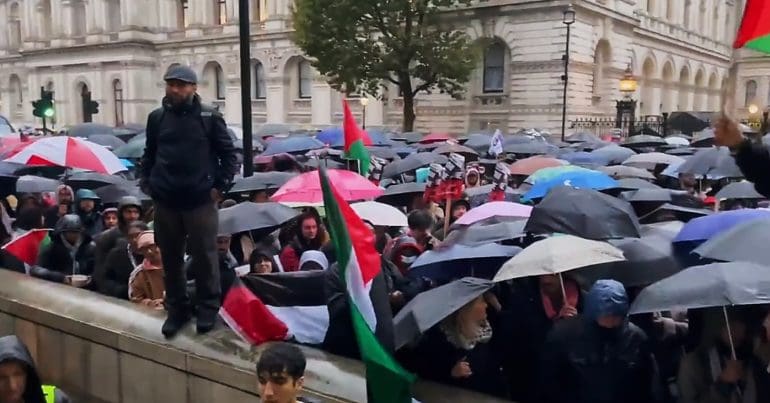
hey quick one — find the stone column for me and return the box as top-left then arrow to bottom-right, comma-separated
365,96 -> 385,127
310,79 -> 332,125
0,3 -> 8,50
85,0 -> 102,34
224,81 -> 242,124
50,0 -> 63,37
22,0 -> 37,41
265,76 -> 285,123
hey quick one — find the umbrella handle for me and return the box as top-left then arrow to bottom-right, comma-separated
443,198 -> 453,238
558,272 -> 568,304
723,306 -> 737,360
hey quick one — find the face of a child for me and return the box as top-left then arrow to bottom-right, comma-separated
141,244 -> 162,264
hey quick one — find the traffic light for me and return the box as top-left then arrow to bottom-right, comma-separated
32,89 -> 55,119
88,100 -> 99,115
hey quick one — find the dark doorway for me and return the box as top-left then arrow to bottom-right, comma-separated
81,84 -> 93,123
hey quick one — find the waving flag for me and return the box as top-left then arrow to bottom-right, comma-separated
319,167 -> 415,403
343,100 -> 373,176
733,0 -> 770,54
2,229 -> 50,265
488,129 -> 504,157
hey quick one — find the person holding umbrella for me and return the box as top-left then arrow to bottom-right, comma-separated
715,117 -> 770,198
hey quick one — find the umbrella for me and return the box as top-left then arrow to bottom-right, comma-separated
218,202 -> 299,235
522,170 -> 617,201
509,157 -> 566,176
666,112 -> 714,134
590,145 -> 637,165
393,277 -> 494,349
112,139 -> 144,159
376,182 -> 426,206
493,235 -> 625,287
255,123 -> 297,137
87,134 -> 127,150
614,178 -> 662,190
382,153 -> 446,179
351,201 -> 408,227
271,169 -> 383,204
420,133 -> 451,144
565,132 -> 602,144
676,147 -> 742,178
665,147 -> 697,156
453,201 -> 532,226
622,152 -> 685,169
559,151 -> 610,166
463,133 -> 493,153
524,165 -> 592,184
15,175 -> 59,193
503,142 -> 558,155
433,144 -> 478,160
443,218 -> 527,247
229,172 -> 296,193
93,183 -> 150,204
574,237 -> 681,287
464,184 -> 521,207
396,132 -> 423,144
261,136 -> 325,156
65,171 -> 129,189
5,137 -> 127,174
673,208 -> 770,243
525,186 -> 642,240
690,129 -> 715,148
409,243 -> 521,283
622,135 -> 668,148
366,146 -> 400,160
664,136 -> 691,147
693,219 -> 770,265
629,262 -> 770,314
620,189 -> 672,203
715,181 -> 764,200
597,165 -> 655,180
67,123 -> 114,138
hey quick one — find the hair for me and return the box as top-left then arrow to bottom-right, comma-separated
126,221 -> 150,232
14,207 -> 44,231
407,209 -> 434,231
256,343 -> 306,380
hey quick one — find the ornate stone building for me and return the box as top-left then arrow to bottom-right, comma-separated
0,0 -> 763,134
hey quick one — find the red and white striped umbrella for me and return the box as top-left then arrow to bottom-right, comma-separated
4,136 -> 127,174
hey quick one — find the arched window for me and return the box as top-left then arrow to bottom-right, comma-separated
9,75 -> 23,104
298,60 -> 312,99
8,2 -> 21,48
71,0 -> 86,36
591,41 -> 610,104
483,42 -> 506,93
214,0 -> 227,25
113,80 -> 124,126
215,65 -> 226,100
177,0 -> 189,29
105,0 -> 122,33
745,80 -> 758,106
251,61 -> 266,99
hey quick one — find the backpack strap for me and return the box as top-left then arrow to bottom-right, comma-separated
198,103 -> 219,142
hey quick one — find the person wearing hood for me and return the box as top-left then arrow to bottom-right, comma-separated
129,231 -> 165,309
465,164 -> 482,188
538,279 -> 659,403
279,212 -> 328,272
432,198 -> 470,241
93,196 -> 142,280
0,335 -> 70,403
43,185 -> 74,228
32,214 -> 95,287
248,248 -> 278,274
101,207 -> 118,231
298,250 -> 328,271
74,189 -> 102,238
95,221 -> 149,300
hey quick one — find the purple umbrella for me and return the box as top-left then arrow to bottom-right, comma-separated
453,201 -> 532,226
673,208 -> 770,243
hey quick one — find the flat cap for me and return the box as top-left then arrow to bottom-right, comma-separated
164,65 -> 197,84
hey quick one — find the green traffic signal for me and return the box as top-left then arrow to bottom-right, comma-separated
43,107 -> 54,118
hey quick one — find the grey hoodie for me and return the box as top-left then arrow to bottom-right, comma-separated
0,335 -> 70,403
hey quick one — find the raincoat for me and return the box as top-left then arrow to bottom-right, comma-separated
0,335 -> 70,403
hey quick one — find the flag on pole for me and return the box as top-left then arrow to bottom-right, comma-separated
319,167 -> 415,403
488,129 -> 504,157
343,100 -> 373,176
733,0 -> 770,54
2,229 -> 50,265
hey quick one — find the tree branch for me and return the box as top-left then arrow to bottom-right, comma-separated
371,2 -> 393,39
412,73 -> 438,96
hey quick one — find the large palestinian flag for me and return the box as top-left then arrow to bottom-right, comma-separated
733,0 -> 770,53
319,167 -> 415,403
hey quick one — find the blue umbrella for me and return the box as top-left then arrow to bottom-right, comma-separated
261,136 -> 325,156
408,243 -> 521,283
120,159 -> 134,168
674,209 -> 770,243
560,151 -> 610,166
522,170 -> 617,201
316,127 -> 392,147
591,144 -> 636,164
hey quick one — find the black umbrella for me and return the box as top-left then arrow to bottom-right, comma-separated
443,218 -> 527,247
463,133 -> 492,153
16,175 -> 60,193
112,140 -> 144,159
525,186 -> 642,240
714,181 -> 764,200
639,203 -> 711,224
666,111 -> 714,134
503,142 -> 558,155
397,132 -> 423,144
433,144 -> 479,160
376,182 -> 426,206
629,262 -> 770,314
393,277 -> 494,349
218,202 -> 299,235
465,184 -> 521,207
65,172 -> 129,190
692,219 -> 770,265
382,153 -> 446,179
665,147 -> 697,156
67,123 -> 114,138
87,134 -> 127,150
565,132 -> 602,144
0,174 -> 16,196
94,183 -> 150,204
677,147 -> 743,178
367,146 -> 400,160
622,135 -> 667,148
574,237 -> 681,287
690,129 -> 715,148
620,189 -> 672,203
614,178 -> 662,191
229,172 -> 296,193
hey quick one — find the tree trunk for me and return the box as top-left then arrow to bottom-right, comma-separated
402,93 -> 416,132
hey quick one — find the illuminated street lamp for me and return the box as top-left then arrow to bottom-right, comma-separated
616,64 -> 638,137
619,65 -> 638,99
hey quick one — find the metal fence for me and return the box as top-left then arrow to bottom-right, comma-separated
570,115 -> 667,138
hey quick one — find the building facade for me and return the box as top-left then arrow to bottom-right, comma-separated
0,0 -> 764,134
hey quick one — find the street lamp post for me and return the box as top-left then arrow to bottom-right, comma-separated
561,4 -> 576,141
360,97 -> 369,129
617,64 -> 638,137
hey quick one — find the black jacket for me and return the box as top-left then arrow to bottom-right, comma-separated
77,209 -> 103,239
538,316 -> 659,403
96,239 -> 141,300
140,95 -> 237,210
33,233 -> 95,284
0,335 -> 70,403
734,139 -> 770,197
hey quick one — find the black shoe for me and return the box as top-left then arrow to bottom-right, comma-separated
162,312 -> 191,339
196,309 -> 217,334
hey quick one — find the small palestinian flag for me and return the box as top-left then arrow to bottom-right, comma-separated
733,0 -> 770,54
343,100 -> 373,176
2,229 -> 50,265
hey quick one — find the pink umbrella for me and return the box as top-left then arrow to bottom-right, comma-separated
420,132 -> 452,144
4,136 -> 126,174
454,201 -> 532,226
271,169 -> 383,203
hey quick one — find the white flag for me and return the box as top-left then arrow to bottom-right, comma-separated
489,129 -> 504,157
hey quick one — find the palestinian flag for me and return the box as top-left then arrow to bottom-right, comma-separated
733,0 -> 770,53
2,229 -> 50,265
342,100 -> 372,177
319,167 -> 415,403
219,271 -> 329,345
